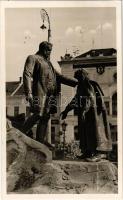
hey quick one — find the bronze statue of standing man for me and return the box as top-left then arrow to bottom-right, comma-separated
23,41 -> 78,148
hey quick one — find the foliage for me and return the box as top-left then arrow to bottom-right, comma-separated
55,141 -> 81,159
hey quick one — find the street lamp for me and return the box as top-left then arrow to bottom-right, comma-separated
40,9 -> 51,43
61,120 -> 67,158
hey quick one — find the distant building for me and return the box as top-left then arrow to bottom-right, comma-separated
58,48 -> 117,147
6,77 -> 26,116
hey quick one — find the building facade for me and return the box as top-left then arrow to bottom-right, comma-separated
58,48 -> 117,147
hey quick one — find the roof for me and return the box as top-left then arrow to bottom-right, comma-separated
58,48 -> 117,67
6,81 -> 19,95
6,80 -> 24,96
14,84 -> 24,95
74,48 -> 116,59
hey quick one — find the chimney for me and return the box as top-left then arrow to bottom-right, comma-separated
19,77 -> 22,83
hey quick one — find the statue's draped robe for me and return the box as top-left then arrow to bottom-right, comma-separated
65,80 -> 112,153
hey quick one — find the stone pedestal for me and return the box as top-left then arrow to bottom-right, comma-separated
6,123 -> 118,194
17,160 -> 117,194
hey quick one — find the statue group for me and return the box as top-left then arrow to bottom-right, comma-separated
15,41 -> 112,162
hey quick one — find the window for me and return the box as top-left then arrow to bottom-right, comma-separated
105,101 -> 110,115
14,106 -> 19,116
110,124 -> 117,142
74,126 -> 79,141
51,126 -> 55,144
74,108 -> 78,116
112,93 -> 117,116
26,106 -> 30,117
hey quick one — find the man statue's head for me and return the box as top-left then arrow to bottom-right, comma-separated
38,41 -> 52,60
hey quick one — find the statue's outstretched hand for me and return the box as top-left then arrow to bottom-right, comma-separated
60,111 -> 67,120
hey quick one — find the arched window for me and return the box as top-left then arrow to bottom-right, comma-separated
51,126 -> 55,144
112,92 -> 117,116
26,106 -> 31,117
109,124 -> 117,142
74,126 -> 79,141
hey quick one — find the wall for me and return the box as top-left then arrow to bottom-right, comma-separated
6,95 -> 27,116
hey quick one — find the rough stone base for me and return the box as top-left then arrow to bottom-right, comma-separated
8,158 -> 118,194
7,125 -> 118,194
7,127 -> 52,192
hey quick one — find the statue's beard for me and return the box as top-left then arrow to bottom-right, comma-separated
43,54 -> 50,61
47,55 -> 50,60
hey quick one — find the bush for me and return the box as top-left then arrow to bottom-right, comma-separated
55,141 -> 81,159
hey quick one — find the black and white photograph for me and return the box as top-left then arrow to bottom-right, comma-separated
0,1 -> 122,199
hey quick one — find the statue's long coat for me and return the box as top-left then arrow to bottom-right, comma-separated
23,54 -> 77,116
65,80 -> 112,153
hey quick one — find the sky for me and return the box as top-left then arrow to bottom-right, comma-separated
5,7 -> 116,81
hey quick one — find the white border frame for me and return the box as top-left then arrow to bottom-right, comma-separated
0,1 -> 122,200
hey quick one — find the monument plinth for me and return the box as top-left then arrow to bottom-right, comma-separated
7,125 -> 117,194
